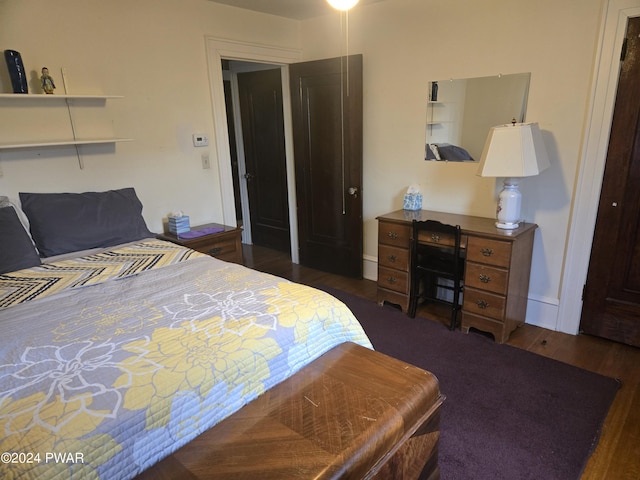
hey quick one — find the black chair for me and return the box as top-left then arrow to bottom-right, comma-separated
408,219 -> 464,330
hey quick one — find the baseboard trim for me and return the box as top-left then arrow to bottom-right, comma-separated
525,295 -> 560,331
363,255 -> 377,282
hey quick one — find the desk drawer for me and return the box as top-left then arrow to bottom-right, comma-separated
378,222 -> 411,247
378,266 -> 409,294
416,232 -> 468,250
378,244 -> 409,270
416,229 -> 457,248
466,237 -> 511,268
464,262 -> 508,295
463,287 -> 506,321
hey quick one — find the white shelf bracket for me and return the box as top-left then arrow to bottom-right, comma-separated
61,67 -> 84,170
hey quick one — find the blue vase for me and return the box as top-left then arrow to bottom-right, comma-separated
4,50 -> 28,94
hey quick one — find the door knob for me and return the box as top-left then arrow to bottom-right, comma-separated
243,173 -> 254,181
348,186 -> 359,197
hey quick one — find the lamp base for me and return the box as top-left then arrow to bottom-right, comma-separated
495,178 -> 522,230
495,221 -> 520,230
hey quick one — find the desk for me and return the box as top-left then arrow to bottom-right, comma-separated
376,210 -> 537,343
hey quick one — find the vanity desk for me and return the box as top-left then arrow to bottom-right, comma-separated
376,209 -> 537,343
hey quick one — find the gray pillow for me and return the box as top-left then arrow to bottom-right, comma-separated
0,206 -> 41,274
426,143 -> 474,161
438,144 -> 474,161
20,188 -> 153,257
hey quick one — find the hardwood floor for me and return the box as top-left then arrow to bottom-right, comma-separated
242,244 -> 640,480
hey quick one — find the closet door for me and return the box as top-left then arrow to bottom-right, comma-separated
580,17 -> 640,347
237,68 -> 291,253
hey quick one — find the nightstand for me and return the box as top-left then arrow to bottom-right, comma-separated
157,223 -> 243,264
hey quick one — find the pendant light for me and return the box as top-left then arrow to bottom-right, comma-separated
327,0 -> 360,10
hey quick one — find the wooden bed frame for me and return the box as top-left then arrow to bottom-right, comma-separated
136,342 -> 443,479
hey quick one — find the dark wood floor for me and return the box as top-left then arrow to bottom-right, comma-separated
242,244 -> 640,480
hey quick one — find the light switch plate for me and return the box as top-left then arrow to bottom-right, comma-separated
201,153 -> 211,169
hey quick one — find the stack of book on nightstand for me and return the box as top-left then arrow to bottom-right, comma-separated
168,214 -> 190,235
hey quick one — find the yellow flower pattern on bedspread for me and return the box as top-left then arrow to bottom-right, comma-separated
117,318 -> 282,429
0,241 -> 372,480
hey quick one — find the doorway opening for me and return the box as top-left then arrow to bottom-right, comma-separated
222,60 -> 291,254
205,37 -> 302,264
206,38 -> 364,278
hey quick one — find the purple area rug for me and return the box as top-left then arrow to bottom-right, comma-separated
321,287 -> 620,480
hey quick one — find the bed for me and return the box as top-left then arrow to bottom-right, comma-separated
1,188 -> 442,480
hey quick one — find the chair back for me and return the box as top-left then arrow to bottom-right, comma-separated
411,220 -> 462,263
409,219 -> 464,328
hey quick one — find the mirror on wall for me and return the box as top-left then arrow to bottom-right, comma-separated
425,73 -> 531,162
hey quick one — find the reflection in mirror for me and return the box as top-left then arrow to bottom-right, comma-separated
425,73 -> 531,162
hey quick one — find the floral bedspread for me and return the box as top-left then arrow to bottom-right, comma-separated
0,240 -> 372,480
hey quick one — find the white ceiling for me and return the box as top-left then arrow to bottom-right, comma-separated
209,0 -> 385,20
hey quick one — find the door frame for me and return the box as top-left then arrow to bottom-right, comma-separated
559,2 -> 640,335
205,37 -> 302,262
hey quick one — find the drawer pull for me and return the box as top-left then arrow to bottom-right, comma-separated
479,274 -> 491,283
430,233 -> 440,243
386,276 -> 397,285
208,247 -> 223,256
476,300 -> 490,309
387,254 -> 397,263
480,248 -> 494,257
387,231 -> 398,240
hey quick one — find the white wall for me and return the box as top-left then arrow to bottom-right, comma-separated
0,0 -> 299,233
299,0 -> 605,330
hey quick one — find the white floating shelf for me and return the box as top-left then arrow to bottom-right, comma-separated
0,138 -> 133,150
0,94 -> 123,100
0,93 -> 131,160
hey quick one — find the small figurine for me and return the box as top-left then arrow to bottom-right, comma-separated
40,67 -> 55,94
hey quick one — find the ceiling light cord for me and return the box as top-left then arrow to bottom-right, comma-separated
340,10 -> 347,215
328,0 -> 358,215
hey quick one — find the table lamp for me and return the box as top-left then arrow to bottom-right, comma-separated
477,122 -> 550,229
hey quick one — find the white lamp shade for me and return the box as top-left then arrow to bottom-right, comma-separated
327,0 -> 360,10
477,122 -> 550,178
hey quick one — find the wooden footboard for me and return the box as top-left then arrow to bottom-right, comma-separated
137,342 -> 443,479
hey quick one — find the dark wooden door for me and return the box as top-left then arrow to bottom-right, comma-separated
581,16 -> 640,347
237,68 -> 291,253
223,79 -> 243,223
289,55 -> 363,278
